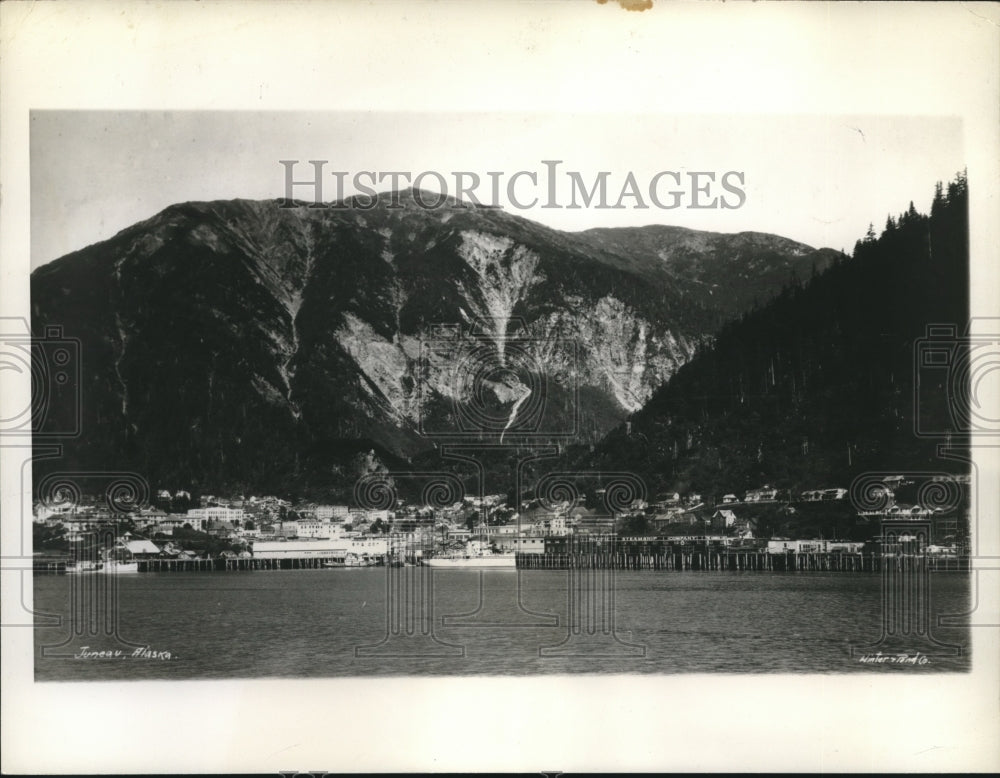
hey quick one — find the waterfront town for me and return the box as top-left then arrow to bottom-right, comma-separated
32,469 -> 970,572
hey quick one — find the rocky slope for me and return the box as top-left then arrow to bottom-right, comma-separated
31,190 -> 839,493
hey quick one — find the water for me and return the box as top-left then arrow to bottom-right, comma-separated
33,569 -> 971,680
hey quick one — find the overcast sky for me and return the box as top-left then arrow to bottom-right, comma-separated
30,111 -> 964,269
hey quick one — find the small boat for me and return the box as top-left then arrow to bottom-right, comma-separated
65,559 -> 104,574
344,553 -> 376,568
101,560 -> 140,574
99,547 -> 141,574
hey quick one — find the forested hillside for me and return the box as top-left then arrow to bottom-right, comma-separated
586,172 -> 970,499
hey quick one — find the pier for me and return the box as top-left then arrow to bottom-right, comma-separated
31,549 -> 966,574
32,557 -> 68,574
515,549 -> 967,572
136,556 -> 392,572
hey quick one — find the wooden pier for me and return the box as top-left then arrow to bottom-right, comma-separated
32,550 -> 965,574
137,556 -> 391,572
32,558 -> 68,574
515,550 -> 967,572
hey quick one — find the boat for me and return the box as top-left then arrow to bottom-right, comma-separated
65,559 -> 104,573
423,539 -> 516,568
423,553 -> 516,568
99,547 -> 141,574
344,552 -> 376,568
101,560 -> 140,574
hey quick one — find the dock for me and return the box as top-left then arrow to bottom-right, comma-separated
31,547 -> 966,574
515,549 -> 967,572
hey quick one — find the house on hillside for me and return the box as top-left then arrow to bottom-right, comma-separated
205,520 -> 239,538
745,485 -> 779,503
711,509 -> 738,530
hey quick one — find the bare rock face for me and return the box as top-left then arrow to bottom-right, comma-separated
31,190 -> 837,491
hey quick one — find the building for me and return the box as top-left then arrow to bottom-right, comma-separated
494,537 -> 545,554
273,520 -> 300,537
768,539 -> 806,553
711,509 -> 738,531
205,521 -> 239,538
349,508 -> 391,524
745,485 -> 779,503
348,536 -> 389,556
132,510 -> 172,529
115,537 -> 161,559
803,487 -> 848,501
827,540 -> 864,553
295,520 -> 342,539
145,515 -> 189,535
186,506 -> 245,530
315,505 -> 350,521
767,539 -> 864,554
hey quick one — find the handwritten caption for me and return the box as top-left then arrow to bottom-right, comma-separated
857,651 -> 930,666
74,645 -> 173,661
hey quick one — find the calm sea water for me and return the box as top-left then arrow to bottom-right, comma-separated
33,569 -> 971,680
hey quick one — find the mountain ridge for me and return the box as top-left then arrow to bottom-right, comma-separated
31,193 -> 840,496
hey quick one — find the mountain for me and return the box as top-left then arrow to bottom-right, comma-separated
583,173 -> 970,502
31,189 -> 838,496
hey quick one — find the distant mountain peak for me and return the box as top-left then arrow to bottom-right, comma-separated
32,196 -> 836,495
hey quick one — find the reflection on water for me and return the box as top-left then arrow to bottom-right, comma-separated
33,569 -> 971,680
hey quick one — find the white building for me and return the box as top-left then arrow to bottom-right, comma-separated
712,509 -> 738,528
348,508 -> 391,524
349,536 -> 389,556
767,539 -> 864,554
296,520 -> 343,539
745,485 -> 779,503
494,536 -> 545,554
186,506 -> 245,530
315,505 -> 350,521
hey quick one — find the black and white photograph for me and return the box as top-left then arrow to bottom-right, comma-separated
24,109 -> 978,676
2,1 -> 999,774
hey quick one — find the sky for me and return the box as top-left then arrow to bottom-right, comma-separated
30,111 -> 965,270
